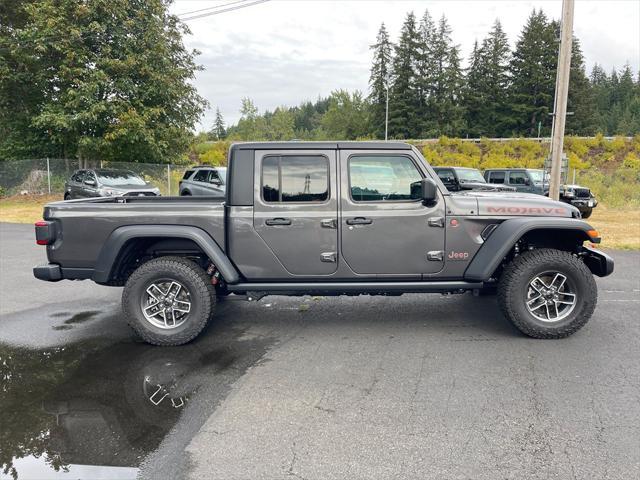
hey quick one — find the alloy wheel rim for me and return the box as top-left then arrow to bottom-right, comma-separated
141,279 -> 192,329
525,272 -> 577,323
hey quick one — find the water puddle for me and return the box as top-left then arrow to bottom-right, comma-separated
0,327 -> 272,479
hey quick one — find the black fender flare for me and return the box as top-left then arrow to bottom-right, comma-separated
464,217 -> 598,281
92,225 -> 241,284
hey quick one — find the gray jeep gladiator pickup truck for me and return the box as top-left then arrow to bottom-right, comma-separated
34,142 -> 613,345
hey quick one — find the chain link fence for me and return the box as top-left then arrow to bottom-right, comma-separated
0,159 -> 191,197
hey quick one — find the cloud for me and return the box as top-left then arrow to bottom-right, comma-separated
171,0 -> 640,130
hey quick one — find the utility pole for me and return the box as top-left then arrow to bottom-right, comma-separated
384,84 -> 389,141
548,0 -> 574,200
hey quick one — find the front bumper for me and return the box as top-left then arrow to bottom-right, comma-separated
569,198 -> 597,210
582,247 -> 614,277
33,263 -> 62,281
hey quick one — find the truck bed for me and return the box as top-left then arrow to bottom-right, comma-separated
43,196 -> 226,269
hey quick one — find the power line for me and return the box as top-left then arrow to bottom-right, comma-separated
176,0 -> 254,18
178,0 -> 270,21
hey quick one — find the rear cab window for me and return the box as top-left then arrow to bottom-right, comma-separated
182,170 -> 194,180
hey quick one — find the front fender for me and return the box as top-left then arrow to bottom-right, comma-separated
463,217 -> 598,281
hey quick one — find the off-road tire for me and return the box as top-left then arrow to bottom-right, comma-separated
497,249 -> 597,339
64,193 -> 71,200
581,208 -> 593,219
122,256 -> 215,346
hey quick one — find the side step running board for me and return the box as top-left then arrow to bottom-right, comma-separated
227,281 -> 483,295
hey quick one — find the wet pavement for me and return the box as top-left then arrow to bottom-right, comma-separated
1,223 -> 639,479
0,302 -> 275,480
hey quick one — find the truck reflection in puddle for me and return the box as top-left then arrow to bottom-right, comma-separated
0,337 -> 242,479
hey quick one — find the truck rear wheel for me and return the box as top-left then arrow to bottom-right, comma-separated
122,256 -> 215,346
497,249 -> 597,339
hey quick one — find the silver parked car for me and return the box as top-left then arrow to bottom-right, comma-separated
179,166 -> 227,196
64,169 -> 160,200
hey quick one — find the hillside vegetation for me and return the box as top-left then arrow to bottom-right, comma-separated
193,135 -> 640,208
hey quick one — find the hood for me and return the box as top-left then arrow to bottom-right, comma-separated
449,190 -> 580,218
458,182 -> 515,192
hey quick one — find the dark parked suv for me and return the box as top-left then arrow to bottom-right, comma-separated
179,166 -> 227,196
64,169 -> 160,200
484,168 -> 598,218
433,166 -> 515,192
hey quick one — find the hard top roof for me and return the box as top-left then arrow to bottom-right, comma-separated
433,166 -> 480,170
231,141 -> 412,151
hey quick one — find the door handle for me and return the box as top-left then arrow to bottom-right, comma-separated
265,217 -> 292,226
346,217 -> 373,225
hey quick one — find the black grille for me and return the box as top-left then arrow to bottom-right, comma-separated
574,188 -> 590,198
123,191 -> 157,197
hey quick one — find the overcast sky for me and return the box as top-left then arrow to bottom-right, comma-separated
169,0 -> 640,130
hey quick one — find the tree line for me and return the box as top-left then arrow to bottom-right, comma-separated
216,9 -> 639,142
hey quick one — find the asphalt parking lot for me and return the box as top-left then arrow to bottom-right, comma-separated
1,222 -> 639,480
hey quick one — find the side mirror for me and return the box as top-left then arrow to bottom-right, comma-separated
524,178 -> 531,186
421,178 -> 438,204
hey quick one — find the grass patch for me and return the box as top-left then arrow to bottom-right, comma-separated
1,194 -> 638,249
0,194 -> 59,223
588,206 -> 640,250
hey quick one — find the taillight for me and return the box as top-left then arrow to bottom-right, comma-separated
35,220 -> 55,245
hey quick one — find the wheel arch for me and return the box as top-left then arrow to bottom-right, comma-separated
464,217 -> 599,282
92,225 -> 240,285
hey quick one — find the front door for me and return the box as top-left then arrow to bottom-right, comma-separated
253,149 -> 338,276
340,150 -> 446,276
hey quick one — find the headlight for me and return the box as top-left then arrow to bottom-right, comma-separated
152,187 -> 161,195
563,190 -> 574,198
101,189 -> 124,196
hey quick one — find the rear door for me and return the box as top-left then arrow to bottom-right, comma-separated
191,169 -> 210,195
340,150 -> 446,276
253,149 -> 338,276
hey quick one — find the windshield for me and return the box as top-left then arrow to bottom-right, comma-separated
96,171 -> 146,186
528,170 -> 545,183
456,169 -> 486,183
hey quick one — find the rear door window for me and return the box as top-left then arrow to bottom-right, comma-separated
261,155 -> 329,203
193,169 -> 209,182
72,171 -> 85,183
488,171 -> 505,184
436,169 -> 455,183
508,171 -> 529,185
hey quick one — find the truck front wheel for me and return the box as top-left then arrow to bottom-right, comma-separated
497,249 -> 597,339
122,256 -> 215,346
580,208 -> 593,219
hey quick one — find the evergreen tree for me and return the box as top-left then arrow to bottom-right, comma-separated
388,12 -> 420,139
590,64 -> 610,133
211,108 -> 226,140
416,10 -> 437,135
430,15 -> 464,136
566,38 -> 597,135
508,10 -> 558,136
368,23 -> 393,139
480,20 -> 511,136
463,40 -> 485,137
